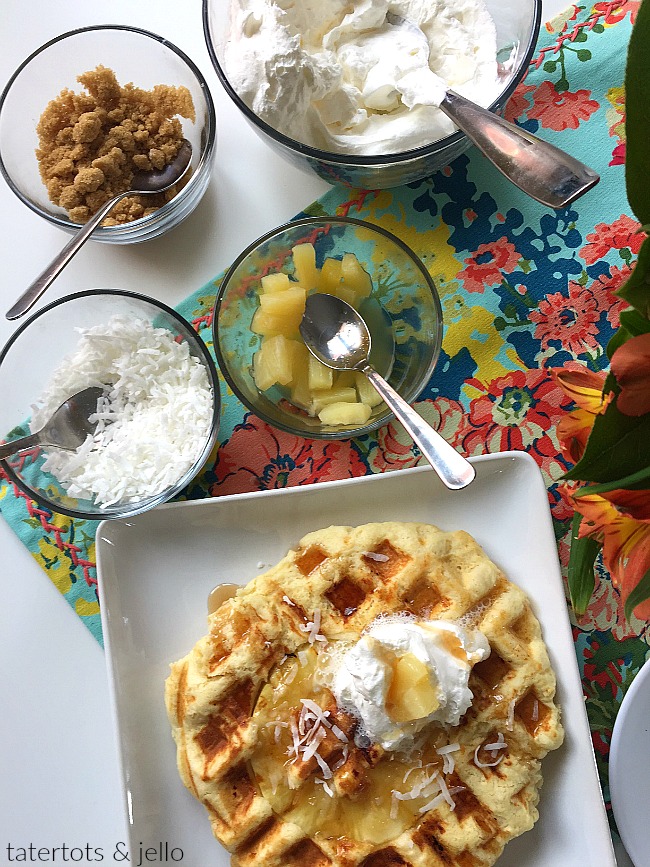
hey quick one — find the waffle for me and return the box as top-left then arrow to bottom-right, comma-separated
165,522 -> 564,867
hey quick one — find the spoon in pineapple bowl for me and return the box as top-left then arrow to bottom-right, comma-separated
6,139 -> 193,321
300,293 -> 475,491
385,12 -> 599,208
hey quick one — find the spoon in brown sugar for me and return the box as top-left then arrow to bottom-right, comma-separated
0,386 -> 104,460
6,139 -> 193,321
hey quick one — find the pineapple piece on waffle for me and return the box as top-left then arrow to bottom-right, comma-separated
165,522 -> 564,867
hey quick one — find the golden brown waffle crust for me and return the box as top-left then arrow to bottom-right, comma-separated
165,522 -> 564,867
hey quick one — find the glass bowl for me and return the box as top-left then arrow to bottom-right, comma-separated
0,25 -> 216,243
0,290 -> 220,520
213,216 -> 442,439
203,0 -> 540,189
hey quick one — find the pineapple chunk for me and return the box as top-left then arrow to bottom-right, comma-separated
292,242 -> 318,290
341,252 -> 373,297
318,401 -> 372,426
290,361 -> 312,410
258,286 -> 306,318
354,371 -> 383,407
385,652 -> 440,723
252,334 -> 296,390
251,307 -> 302,338
260,272 -> 292,293
329,284 -> 359,309
334,370 -> 357,388
307,354 -> 334,390
318,257 -> 343,293
310,386 -> 357,414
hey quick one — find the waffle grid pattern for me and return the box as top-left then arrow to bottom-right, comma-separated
166,523 -> 563,867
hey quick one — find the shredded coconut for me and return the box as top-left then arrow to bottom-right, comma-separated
31,314 -> 213,508
362,551 -> 390,562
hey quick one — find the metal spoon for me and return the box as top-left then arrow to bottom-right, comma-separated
0,386 -> 104,460
6,140 -> 193,321
300,294 -> 475,491
386,12 -> 599,208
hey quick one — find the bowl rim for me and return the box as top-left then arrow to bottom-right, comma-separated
0,24 -> 217,234
202,0 -> 542,167
0,287 -> 221,521
213,214 -> 443,440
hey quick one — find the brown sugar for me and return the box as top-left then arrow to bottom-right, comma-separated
36,65 -> 195,225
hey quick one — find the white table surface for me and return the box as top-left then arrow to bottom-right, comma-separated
0,1 -> 633,864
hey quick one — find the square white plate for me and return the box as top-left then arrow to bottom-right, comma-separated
97,451 -> 615,867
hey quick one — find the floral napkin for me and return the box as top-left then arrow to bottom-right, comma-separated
0,0 -> 646,837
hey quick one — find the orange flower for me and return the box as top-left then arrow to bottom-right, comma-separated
573,490 -> 650,619
610,333 -> 650,416
552,368 -> 613,462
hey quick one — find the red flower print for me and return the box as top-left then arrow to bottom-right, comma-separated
208,414 -> 368,495
504,83 -> 536,123
579,215 -> 643,265
529,282 -> 601,355
610,141 -> 626,166
460,238 -> 521,293
588,264 -> 632,329
594,0 -> 639,25
458,368 -> 570,478
369,398 -> 466,472
527,81 -> 599,131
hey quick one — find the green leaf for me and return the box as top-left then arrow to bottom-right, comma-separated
625,0 -> 650,225
615,234 -> 650,318
619,308 -> 650,336
624,566 -> 650,620
564,396 -> 650,482
543,60 -> 558,72
573,463 -> 650,495
568,512 -> 600,615
575,29 -> 588,43
577,49 -> 592,61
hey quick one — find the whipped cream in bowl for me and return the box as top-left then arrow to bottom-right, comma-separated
204,0 -> 541,187
221,0 -> 501,155
318,614 -> 490,750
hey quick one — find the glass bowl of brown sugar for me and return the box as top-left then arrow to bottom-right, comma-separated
0,25 -> 216,244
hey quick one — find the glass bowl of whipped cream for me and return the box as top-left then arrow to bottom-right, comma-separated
0,289 -> 220,520
213,216 -> 442,440
203,0 -> 540,189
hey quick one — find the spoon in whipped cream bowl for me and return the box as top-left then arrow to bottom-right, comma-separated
385,11 -> 599,208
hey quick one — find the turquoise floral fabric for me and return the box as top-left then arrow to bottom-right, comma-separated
0,0 -> 647,840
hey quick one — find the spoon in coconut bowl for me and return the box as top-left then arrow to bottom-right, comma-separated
0,386 -> 104,460
385,12 -> 599,208
6,140 -> 193,321
300,293 -> 475,491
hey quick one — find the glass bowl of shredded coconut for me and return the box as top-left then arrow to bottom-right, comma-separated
203,0 -> 539,189
0,290 -> 220,519
0,26 -> 216,243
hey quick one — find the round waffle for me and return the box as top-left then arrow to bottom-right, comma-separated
165,522 -> 564,867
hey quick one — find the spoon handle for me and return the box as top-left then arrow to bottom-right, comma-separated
0,430 -> 41,460
439,89 -> 599,209
5,192 -> 127,321
362,364 -> 475,490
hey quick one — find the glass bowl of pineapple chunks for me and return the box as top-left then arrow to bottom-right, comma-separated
213,216 -> 443,439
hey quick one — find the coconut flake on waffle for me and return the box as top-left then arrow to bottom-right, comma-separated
506,698 -> 516,731
299,608 -> 327,645
436,742 -> 460,775
285,697 -> 346,783
474,731 -> 508,768
361,551 -> 390,562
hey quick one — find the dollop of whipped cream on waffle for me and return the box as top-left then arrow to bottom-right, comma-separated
221,0 -> 501,155
330,615 -> 490,750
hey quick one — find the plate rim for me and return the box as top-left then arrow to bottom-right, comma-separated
610,655 -> 650,867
